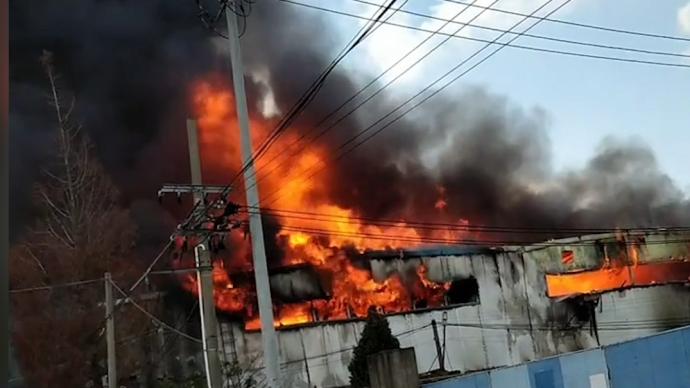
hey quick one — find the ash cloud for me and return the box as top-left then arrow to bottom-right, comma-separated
10,0 -> 690,247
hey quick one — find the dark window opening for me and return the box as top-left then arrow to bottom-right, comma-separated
413,299 -> 428,309
446,277 -> 479,305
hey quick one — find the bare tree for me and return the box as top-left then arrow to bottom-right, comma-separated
10,51 -> 154,387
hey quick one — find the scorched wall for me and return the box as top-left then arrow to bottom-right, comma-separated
218,231 -> 690,387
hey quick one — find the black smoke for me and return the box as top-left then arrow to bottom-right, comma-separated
10,0 -> 690,248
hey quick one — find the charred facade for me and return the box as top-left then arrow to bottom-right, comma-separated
218,230 -> 690,387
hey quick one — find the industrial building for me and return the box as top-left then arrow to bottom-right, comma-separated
218,230 -> 690,387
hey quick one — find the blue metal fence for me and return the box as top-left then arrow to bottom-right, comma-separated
425,326 -> 690,388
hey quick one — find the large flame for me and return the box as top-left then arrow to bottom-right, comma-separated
176,79 -> 469,330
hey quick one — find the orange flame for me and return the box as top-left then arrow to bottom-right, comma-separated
176,79 -> 459,329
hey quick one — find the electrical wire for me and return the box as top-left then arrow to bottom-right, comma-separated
349,0 -> 690,59
129,239 -> 175,293
110,278 -> 203,344
10,277 -> 103,294
243,206 -> 690,234
439,0 -> 690,42
270,224 -> 690,247
256,0 -> 573,208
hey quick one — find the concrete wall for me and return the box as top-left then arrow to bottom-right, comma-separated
425,325 -> 690,388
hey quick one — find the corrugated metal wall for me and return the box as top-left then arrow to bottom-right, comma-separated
425,326 -> 690,388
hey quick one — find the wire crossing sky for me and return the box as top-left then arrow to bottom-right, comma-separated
289,0 -> 690,192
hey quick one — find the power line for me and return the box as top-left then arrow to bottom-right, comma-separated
351,0 -> 690,58
281,0 -> 690,67
273,224 -> 690,247
439,0 -> 690,42
129,239 -> 174,293
109,278 -> 203,344
10,277 -> 103,294
244,206 -> 690,234
257,0 -> 570,207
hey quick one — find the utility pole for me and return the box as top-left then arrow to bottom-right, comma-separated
105,272 -> 117,388
225,8 -> 280,387
431,319 -> 444,372
187,119 -> 224,388
159,120 -> 229,388
195,243 -> 224,388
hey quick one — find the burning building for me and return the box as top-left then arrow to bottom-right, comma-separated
209,230 -> 690,387
163,73 -> 690,387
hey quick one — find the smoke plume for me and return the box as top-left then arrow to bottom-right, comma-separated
10,0 -> 690,248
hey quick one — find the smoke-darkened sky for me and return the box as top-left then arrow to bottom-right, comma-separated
10,0 -> 690,247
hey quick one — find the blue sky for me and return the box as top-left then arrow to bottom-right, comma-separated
284,0 -> 690,192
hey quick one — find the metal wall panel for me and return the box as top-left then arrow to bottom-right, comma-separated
490,365 -> 531,388
425,327 -> 690,388
606,328 -> 690,388
527,358 -> 564,388
425,371 -> 491,388
558,349 -> 608,388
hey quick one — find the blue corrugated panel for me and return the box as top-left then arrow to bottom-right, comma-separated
559,349 -> 608,388
490,364 -> 530,388
425,371 -> 491,388
528,358 -> 564,388
606,328 -> 690,388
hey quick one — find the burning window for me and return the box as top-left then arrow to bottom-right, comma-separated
446,277 -> 479,305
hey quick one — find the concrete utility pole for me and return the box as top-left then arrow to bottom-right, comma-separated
187,119 -> 224,388
195,244 -> 224,388
105,272 -> 117,388
160,119 -> 239,386
225,8 -> 281,387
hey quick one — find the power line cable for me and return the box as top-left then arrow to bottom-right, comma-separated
349,0 -> 690,59
439,0 -> 690,42
129,239 -> 175,293
280,1 -> 690,67
110,278 -> 203,344
243,206 -> 690,234
10,277 -> 103,294
272,224 -> 690,247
